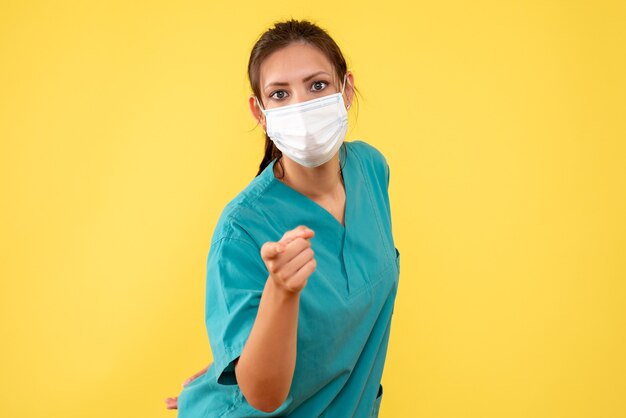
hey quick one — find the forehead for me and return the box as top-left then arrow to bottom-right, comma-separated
260,42 -> 334,89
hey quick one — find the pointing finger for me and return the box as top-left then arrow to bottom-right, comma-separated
280,226 -> 315,245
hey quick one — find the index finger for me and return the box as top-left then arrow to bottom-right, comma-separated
280,226 -> 315,245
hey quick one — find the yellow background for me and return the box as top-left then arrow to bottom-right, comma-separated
1,1 -> 625,417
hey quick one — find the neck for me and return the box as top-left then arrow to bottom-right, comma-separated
274,153 -> 343,199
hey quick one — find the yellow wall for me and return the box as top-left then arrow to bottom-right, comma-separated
1,1 -> 624,417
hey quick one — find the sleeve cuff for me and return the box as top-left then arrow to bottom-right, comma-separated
213,342 -> 246,386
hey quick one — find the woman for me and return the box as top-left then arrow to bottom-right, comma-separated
166,19 -> 400,417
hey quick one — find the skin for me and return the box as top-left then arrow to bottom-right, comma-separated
250,42 -> 355,225
165,42 -> 354,412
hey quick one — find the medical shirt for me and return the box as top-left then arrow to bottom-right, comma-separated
178,139 -> 400,417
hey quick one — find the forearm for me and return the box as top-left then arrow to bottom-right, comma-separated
234,276 -> 300,412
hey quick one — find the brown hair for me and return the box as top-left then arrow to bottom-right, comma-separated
247,19 -> 360,177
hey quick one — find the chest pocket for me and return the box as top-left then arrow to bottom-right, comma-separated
343,211 -> 398,299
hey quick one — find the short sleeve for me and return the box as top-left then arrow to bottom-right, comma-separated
205,235 -> 268,386
351,140 -> 389,191
374,145 -> 390,190
384,158 -> 390,189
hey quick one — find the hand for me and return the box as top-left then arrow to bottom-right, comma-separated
164,363 -> 211,410
260,225 -> 316,295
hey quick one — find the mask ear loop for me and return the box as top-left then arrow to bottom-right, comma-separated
341,73 -> 351,110
254,95 -> 266,114
253,95 -> 267,133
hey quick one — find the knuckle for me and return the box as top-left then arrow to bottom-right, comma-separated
284,282 -> 293,290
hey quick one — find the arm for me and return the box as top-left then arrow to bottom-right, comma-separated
234,225 -> 316,413
234,277 -> 300,412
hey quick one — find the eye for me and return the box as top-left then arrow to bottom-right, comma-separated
311,80 -> 328,91
269,90 -> 288,100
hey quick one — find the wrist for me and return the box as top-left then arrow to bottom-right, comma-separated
265,275 -> 301,303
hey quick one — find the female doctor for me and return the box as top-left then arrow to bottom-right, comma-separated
166,19 -> 400,417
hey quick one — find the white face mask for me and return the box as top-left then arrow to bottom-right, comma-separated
255,74 -> 350,168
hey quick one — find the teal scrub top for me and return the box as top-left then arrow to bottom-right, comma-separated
178,140 -> 400,417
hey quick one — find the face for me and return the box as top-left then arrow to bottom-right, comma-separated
249,42 -> 354,131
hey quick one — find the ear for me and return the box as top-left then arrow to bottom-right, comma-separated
344,71 -> 355,110
248,95 -> 266,131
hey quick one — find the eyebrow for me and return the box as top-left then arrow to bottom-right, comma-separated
263,71 -> 331,92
